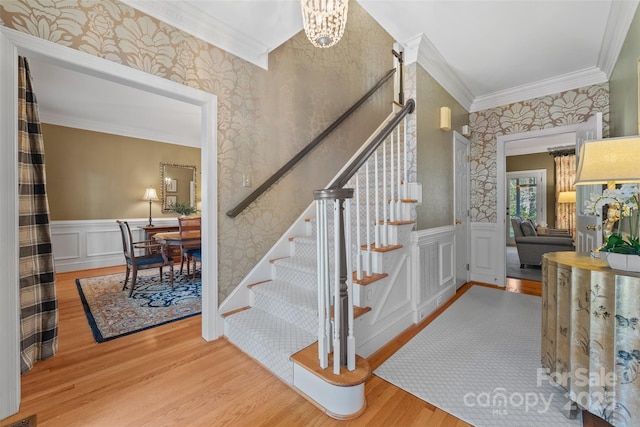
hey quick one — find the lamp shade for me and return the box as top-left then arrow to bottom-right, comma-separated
574,137 -> 640,185
439,106 -> 451,131
557,191 -> 576,203
142,187 -> 159,201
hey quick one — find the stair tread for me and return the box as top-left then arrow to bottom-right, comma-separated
273,255 -> 316,273
226,308 -> 317,354
253,280 -> 317,312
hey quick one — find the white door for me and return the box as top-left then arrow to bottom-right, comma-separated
454,132 -> 470,289
575,113 -> 603,253
506,169 -> 546,245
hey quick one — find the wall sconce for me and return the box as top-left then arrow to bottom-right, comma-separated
142,186 -> 159,227
461,124 -> 471,137
439,106 -> 451,131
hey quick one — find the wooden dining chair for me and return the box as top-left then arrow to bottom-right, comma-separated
117,220 -> 174,297
190,249 -> 201,281
178,216 -> 201,277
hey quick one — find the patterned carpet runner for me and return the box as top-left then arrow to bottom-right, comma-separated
375,286 -> 580,427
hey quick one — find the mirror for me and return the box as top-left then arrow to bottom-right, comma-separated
160,162 -> 197,213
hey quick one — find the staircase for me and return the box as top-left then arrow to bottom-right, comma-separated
221,100 -> 416,418
224,225 -> 321,385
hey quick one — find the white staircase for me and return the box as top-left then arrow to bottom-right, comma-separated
221,100 -> 417,418
224,231 -> 322,384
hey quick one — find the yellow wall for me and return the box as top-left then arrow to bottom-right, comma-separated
414,64 -> 468,230
610,6 -> 640,137
42,124 -> 200,221
506,153 -> 556,227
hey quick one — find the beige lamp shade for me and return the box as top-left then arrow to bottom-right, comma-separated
142,187 -> 159,201
574,137 -> 640,185
557,191 -> 576,203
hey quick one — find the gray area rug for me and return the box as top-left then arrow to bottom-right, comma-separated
375,286 -> 580,427
507,246 -> 542,282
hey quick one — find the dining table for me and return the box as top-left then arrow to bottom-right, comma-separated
153,230 -> 201,266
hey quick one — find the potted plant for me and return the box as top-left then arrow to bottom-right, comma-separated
168,201 -> 199,217
585,184 -> 640,271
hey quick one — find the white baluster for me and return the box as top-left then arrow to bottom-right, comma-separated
390,127 -> 395,223
333,198 -> 341,375
355,171 -> 362,281
365,160 -> 372,276
374,151 -> 381,250
396,125 -> 401,220
382,139 -> 388,247
344,199 -> 355,371
316,199 -> 328,369
403,116 -> 408,201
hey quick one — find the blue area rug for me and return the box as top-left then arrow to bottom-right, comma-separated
76,269 -> 201,343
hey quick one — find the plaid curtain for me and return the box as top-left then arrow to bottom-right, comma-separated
554,154 -> 576,238
18,56 -> 58,373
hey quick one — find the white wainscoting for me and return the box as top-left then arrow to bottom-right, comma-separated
469,221 -> 504,286
412,225 -> 456,323
50,218 -> 179,273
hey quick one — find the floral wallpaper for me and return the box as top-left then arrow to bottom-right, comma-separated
469,83 -> 610,223
1,0 -> 394,301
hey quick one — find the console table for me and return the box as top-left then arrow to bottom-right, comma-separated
542,252 -> 640,426
142,225 -> 180,259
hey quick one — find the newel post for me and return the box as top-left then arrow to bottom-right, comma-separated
314,187 -> 354,371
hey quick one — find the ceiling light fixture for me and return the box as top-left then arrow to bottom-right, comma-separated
301,0 -> 349,48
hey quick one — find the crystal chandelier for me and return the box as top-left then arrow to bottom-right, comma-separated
300,0 -> 349,48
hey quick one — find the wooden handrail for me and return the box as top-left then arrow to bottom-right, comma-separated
226,68 -> 397,218
328,98 -> 415,190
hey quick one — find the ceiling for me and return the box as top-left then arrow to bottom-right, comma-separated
29,0 -> 639,147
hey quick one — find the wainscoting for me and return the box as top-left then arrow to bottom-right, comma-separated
50,219 -> 179,272
469,222 -> 503,286
412,226 -> 456,323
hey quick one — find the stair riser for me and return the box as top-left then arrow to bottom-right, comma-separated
252,289 -> 318,336
272,264 -> 317,289
224,319 -> 295,384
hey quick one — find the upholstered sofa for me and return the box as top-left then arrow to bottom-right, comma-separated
510,217 -> 574,267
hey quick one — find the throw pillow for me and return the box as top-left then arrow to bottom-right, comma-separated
521,221 -> 537,236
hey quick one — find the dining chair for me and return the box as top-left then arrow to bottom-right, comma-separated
190,249 -> 201,281
178,216 -> 201,277
117,220 -> 174,297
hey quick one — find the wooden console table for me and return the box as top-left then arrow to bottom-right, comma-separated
542,252 -> 640,426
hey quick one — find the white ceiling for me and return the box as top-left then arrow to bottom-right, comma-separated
30,0 -> 639,146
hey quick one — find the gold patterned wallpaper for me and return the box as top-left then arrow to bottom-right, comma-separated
1,0 -> 394,301
469,83 -> 610,223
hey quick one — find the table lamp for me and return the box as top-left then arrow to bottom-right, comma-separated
557,191 -> 576,203
574,137 -> 640,187
142,186 -> 159,227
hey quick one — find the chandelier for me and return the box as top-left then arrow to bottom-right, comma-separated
300,0 -> 349,48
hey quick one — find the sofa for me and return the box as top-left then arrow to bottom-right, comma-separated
510,217 -> 574,267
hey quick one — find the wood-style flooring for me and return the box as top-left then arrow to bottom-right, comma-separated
1,270 -> 608,427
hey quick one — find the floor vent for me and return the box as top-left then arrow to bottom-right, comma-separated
2,415 -> 36,427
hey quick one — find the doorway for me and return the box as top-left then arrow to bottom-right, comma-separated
0,28 -> 218,418
506,169 -> 546,245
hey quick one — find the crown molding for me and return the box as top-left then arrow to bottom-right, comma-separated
470,67 -> 608,112
403,34 -> 475,111
597,0 -> 640,78
120,0 -> 270,70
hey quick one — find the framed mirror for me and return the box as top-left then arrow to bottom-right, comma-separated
160,162 -> 197,213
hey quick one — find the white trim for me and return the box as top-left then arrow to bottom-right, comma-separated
597,0 -> 640,78
0,28 -> 21,420
120,0 -> 271,70
496,124 -> 582,287
0,27 -> 219,418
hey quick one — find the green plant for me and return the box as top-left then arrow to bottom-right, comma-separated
168,201 -> 199,216
586,183 -> 639,254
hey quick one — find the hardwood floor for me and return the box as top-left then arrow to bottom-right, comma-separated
1,271 -> 605,426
